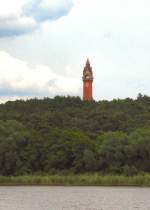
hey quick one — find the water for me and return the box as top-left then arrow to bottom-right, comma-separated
0,186 -> 149,210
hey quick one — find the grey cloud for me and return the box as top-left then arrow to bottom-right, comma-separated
0,0 -> 73,38
0,83 -> 49,97
23,0 -> 73,22
46,79 -> 57,87
0,16 -> 37,37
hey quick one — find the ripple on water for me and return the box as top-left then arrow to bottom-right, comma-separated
0,186 -> 150,210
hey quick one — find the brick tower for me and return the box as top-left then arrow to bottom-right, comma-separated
83,59 -> 93,101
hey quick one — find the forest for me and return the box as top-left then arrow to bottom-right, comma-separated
0,93 -> 150,176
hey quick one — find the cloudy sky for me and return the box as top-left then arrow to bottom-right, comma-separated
0,0 -> 150,102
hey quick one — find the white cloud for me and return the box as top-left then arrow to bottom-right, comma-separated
0,0 -> 28,16
0,51 -> 81,102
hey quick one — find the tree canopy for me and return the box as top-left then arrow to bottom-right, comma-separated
0,95 -> 150,175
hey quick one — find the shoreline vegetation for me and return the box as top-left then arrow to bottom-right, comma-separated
0,174 -> 150,186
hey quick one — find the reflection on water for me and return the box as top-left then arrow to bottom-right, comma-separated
0,186 -> 149,210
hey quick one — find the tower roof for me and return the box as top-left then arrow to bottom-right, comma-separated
84,58 -> 92,73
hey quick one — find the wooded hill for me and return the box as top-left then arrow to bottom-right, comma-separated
0,94 -> 150,175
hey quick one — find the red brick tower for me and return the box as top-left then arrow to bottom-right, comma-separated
83,59 -> 93,101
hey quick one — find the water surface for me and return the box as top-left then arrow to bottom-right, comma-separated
0,186 -> 149,210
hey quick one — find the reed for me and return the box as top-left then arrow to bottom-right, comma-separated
0,174 -> 150,186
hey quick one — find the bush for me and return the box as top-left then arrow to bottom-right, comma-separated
123,165 -> 138,176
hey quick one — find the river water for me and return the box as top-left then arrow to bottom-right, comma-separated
0,186 -> 149,210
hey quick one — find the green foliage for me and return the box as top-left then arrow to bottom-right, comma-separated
122,165 -> 138,176
0,95 -> 150,175
0,174 -> 150,186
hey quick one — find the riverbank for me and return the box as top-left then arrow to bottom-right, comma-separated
0,174 -> 150,186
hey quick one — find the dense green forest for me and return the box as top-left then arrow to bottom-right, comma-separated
0,94 -> 150,176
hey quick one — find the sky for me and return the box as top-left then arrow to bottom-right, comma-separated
0,0 -> 150,102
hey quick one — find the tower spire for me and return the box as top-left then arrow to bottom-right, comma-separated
86,58 -> 90,66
